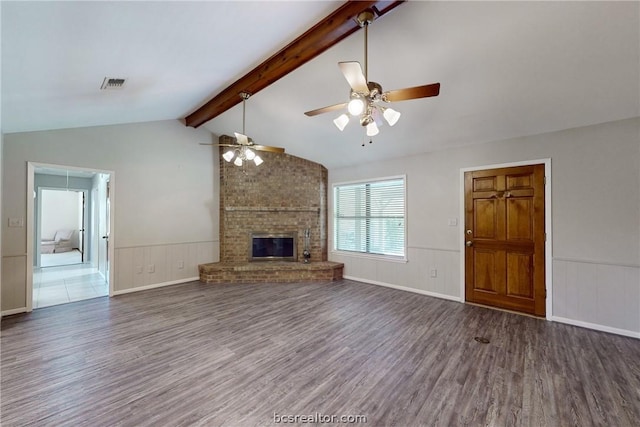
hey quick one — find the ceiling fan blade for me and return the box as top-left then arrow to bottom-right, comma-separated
304,102 -> 347,117
200,142 -> 283,154
339,61 -> 369,94
252,145 -> 285,154
199,143 -> 238,147
234,132 -> 250,145
383,83 -> 441,102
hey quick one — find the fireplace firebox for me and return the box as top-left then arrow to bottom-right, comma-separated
250,232 -> 297,262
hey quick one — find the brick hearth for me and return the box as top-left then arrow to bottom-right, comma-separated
199,135 -> 343,284
199,261 -> 344,284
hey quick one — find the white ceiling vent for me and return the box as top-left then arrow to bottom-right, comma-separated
100,77 -> 127,90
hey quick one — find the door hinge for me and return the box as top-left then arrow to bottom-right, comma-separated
544,176 -> 547,185
544,289 -> 547,299
544,232 -> 547,241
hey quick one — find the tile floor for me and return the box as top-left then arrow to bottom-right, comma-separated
33,264 -> 109,308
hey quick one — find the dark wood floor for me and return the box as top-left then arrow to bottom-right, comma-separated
2,279 -> 639,426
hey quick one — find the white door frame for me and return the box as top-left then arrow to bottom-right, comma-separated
459,159 -> 553,319
27,162 -> 116,311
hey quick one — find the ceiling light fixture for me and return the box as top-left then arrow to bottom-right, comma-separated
331,10 -> 400,134
222,93 -> 266,167
366,121 -> 379,137
305,8 -> 441,141
333,113 -> 350,131
347,96 -> 365,116
381,107 -> 401,126
200,93 -> 285,162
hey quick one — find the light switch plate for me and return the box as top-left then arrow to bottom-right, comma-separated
448,218 -> 458,226
8,218 -> 24,228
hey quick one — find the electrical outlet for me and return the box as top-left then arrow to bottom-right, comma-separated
448,218 -> 458,226
177,261 -> 184,270
430,268 -> 438,278
147,264 -> 155,273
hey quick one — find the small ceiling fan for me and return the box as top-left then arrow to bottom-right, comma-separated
304,9 -> 440,137
201,92 -> 285,167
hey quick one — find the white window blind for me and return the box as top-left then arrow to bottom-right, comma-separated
334,177 -> 405,258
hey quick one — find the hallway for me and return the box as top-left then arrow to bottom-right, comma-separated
33,264 -> 108,308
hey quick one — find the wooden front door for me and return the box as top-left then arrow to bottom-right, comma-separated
464,164 -> 545,316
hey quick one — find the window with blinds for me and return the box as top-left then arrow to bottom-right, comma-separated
334,176 -> 406,258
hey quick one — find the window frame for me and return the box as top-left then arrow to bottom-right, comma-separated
332,175 -> 408,262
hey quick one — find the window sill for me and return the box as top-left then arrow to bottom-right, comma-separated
330,250 -> 408,264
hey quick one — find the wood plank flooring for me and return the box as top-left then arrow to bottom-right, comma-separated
2,279 -> 639,426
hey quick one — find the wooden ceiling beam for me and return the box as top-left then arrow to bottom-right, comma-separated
184,0 -> 405,128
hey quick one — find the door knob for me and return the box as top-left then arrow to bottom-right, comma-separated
466,241 -> 473,247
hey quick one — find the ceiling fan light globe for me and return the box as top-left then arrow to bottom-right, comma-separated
233,157 -> 243,167
244,148 -> 256,160
347,98 -> 365,116
333,113 -> 349,131
366,122 -> 379,137
253,155 -> 263,166
383,107 -> 401,126
223,150 -> 235,162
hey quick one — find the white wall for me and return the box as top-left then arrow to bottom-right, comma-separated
2,119 -> 220,312
41,189 -> 80,241
0,1 -> 3,314
329,117 -> 640,337
1,1 -> 4,313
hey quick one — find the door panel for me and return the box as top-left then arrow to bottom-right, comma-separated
506,252 -> 533,298
474,249 -> 499,292
474,200 -> 497,239
506,198 -> 533,240
473,176 -> 497,191
506,173 -> 532,189
465,164 -> 545,316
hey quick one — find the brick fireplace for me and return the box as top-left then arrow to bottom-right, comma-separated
199,135 -> 343,284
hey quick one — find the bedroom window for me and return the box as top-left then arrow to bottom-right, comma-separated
333,176 -> 406,259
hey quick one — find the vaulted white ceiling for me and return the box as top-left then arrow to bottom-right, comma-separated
2,1 -> 639,169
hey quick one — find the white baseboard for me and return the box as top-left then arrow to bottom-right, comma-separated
1,307 -> 27,317
343,276 -> 639,339
343,275 -> 462,303
551,316 -> 640,339
112,277 -> 199,296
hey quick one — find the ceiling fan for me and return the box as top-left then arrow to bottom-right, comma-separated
201,92 -> 285,167
304,9 -> 440,137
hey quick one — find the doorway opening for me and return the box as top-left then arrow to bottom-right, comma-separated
27,163 -> 115,310
38,188 -> 85,268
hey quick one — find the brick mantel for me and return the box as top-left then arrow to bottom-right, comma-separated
224,207 -> 320,212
